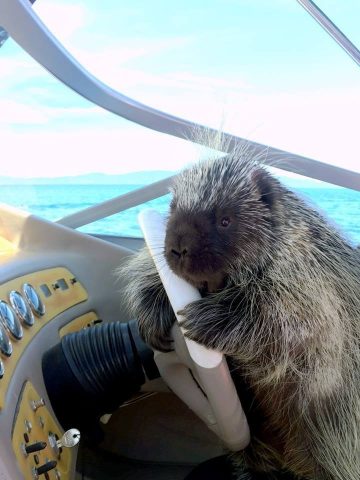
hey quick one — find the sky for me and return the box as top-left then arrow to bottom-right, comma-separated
0,0 -> 359,178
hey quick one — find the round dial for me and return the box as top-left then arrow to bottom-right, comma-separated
0,322 -> 12,357
22,284 -> 45,317
0,300 -> 23,339
9,291 -> 34,327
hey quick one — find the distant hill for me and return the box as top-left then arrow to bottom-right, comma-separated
279,176 -> 338,190
0,171 -> 176,185
0,170 -> 338,188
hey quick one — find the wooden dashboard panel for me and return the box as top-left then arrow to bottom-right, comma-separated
0,267 -> 88,409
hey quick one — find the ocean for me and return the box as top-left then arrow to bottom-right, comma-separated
0,184 -> 359,245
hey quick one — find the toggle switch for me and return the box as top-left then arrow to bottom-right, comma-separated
25,419 -> 32,433
31,398 -> 45,412
32,460 -> 57,478
38,416 -> 45,429
22,441 -> 46,456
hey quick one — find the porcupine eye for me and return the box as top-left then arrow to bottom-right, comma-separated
220,216 -> 231,228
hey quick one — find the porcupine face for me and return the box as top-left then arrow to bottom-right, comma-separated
164,155 -> 278,292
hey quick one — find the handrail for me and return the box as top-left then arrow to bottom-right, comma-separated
57,176 -> 175,229
297,0 -> 360,67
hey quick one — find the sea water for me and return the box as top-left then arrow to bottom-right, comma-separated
0,184 -> 359,245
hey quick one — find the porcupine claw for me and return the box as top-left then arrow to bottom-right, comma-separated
177,304 -> 210,348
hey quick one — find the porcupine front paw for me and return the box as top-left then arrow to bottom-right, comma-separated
137,313 -> 174,352
178,300 -> 218,349
178,295 -> 239,354
118,247 -> 176,352
133,270 -> 176,352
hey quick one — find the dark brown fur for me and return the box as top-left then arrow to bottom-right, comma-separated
120,151 -> 360,480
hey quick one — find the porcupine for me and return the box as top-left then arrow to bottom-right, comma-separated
119,146 -> 360,480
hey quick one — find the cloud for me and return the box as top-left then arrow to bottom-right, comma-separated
0,127 -> 199,177
1,81 -> 359,177
0,100 -> 50,124
78,66 -> 248,96
0,0 -> 358,178
33,1 -> 90,43
132,87 -> 360,173
1,80 -> 359,180
70,36 -> 193,87
0,56 -> 44,89
0,29 -> 195,101
0,100 -> 108,125
165,72 -> 249,91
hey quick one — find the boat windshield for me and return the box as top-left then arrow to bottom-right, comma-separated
0,0 -> 359,242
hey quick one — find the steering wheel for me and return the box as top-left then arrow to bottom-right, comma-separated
138,209 -> 250,451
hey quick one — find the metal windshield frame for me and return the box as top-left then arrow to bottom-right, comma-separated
0,0 -> 359,229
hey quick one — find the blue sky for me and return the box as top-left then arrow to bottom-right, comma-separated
0,0 -> 359,177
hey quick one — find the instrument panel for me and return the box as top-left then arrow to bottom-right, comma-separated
0,267 -> 88,410
0,267 -> 92,479
0,203 -> 131,480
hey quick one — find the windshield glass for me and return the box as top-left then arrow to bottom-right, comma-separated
0,0 -> 359,242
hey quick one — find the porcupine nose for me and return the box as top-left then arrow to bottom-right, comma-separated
170,236 -> 188,259
171,247 -> 188,258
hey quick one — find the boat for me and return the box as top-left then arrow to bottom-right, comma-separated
0,1 -> 359,479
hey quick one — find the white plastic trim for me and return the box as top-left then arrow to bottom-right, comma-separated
0,0 -> 359,223
138,209 -> 250,451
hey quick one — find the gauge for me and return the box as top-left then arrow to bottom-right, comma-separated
9,291 -> 34,327
0,300 -> 23,339
22,284 -> 45,317
0,321 -> 12,357
0,359 -> 4,378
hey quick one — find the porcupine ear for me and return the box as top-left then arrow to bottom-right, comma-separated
251,168 -> 278,209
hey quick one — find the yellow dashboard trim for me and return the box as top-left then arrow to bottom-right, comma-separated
0,267 -> 88,409
0,236 -> 16,255
12,381 -> 73,480
59,311 -> 100,337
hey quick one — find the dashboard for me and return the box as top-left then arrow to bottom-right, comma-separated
0,205 -> 132,480
0,204 -> 227,480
